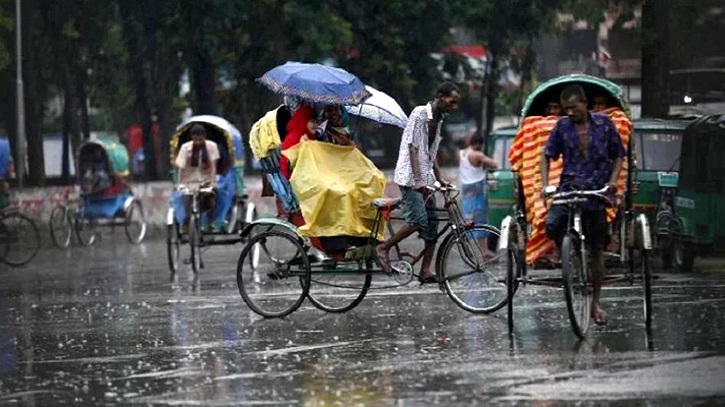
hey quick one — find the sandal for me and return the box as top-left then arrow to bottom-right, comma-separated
417,274 -> 438,285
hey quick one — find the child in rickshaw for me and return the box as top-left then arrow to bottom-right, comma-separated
174,124 -> 220,231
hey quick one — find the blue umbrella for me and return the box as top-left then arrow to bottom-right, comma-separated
257,61 -> 371,105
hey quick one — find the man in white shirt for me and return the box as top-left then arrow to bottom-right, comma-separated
175,124 -> 220,227
376,82 -> 461,284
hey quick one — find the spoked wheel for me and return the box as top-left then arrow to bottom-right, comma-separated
189,215 -> 202,273
561,234 -> 591,340
437,225 -> 511,314
506,244 -> 521,334
167,223 -> 181,274
307,259 -> 372,313
237,230 -> 311,318
74,213 -> 97,246
244,203 -> 260,270
124,200 -> 147,244
0,212 -> 41,267
50,205 -> 73,249
641,249 -> 653,328
227,201 -> 240,234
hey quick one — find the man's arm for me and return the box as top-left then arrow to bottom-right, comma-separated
471,151 -> 498,169
541,121 -> 563,195
607,121 -> 626,191
409,144 -> 424,188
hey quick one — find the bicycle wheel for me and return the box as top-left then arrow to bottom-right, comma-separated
641,249 -> 653,328
244,203 -> 260,270
307,260 -> 372,313
49,205 -> 72,249
561,233 -> 591,339
437,225 -> 510,314
167,223 -> 180,274
0,212 -> 41,266
237,230 -> 311,318
74,212 -> 97,246
189,214 -> 202,273
124,200 -> 147,244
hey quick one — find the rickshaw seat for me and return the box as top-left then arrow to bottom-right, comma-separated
372,198 -> 401,210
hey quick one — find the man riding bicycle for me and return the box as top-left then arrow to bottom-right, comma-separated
174,124 -> 220,230
541,84 -> 625,326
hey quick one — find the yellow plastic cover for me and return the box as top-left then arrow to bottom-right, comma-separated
249,106 -> 282,159
283,140 -> 386,240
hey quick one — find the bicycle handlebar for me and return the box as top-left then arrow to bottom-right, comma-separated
547,186 -> 614,207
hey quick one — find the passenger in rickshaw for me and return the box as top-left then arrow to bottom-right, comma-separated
545,98 -> 563,116
541,84 -> 625,326
174,124 -> 220,229
280,104 -> 317,181
80,148 -> 130,197
318,105 -> 355,146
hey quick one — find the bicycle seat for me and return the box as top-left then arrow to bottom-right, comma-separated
372,198 -> 401,210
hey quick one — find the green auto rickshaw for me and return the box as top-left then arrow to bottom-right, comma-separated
485,125 -> 517,229
668,114 -> 725,272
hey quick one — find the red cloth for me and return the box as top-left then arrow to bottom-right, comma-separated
280,106 -> 316,179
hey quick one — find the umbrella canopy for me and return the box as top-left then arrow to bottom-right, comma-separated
258,61 -> 370,105
346,86 -> 408,129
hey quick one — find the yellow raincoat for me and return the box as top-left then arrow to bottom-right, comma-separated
249,105 -> 282,159
283,140 -> 386,240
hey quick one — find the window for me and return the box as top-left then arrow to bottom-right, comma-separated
492,138 -> 514,170
637,131 -> 683,171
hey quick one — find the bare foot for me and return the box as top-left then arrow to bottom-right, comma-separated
418,271 -> 437,284
591,302 -> 609,326
375,244 -> 392,275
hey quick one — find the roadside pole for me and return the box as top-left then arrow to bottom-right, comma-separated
15,0 -> 27,187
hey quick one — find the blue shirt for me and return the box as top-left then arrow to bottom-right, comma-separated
544,112 -> 626,209
0,139 -> 10,179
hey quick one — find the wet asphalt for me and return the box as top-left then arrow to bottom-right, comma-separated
1,230 -> 725,406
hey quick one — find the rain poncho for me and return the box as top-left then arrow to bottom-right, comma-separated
283,140 -> 386,240
249,106 -> 283,159
508,109 -> 632,266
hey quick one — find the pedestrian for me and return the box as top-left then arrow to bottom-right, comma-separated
459,133 -> 498,258
0,138 -> 14,210
541,84 -> 625,326
375,82 -> 461,284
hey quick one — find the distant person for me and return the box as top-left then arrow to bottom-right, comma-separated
459,134 -> 498,257
545,99 -> 562,116
0,138 -> 14,210
174,124 -> 220,228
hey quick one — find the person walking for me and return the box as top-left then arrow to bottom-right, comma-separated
459,133 -> 498,257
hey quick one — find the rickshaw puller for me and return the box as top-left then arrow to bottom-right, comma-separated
541,84 -> 625,327
175,124 -> 220,230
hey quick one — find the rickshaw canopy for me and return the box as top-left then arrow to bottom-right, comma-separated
521,74 -> 630,119
170,115 -> 242,173
77,136 -> 130,177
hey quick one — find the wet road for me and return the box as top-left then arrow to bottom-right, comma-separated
1,233 -> 725,406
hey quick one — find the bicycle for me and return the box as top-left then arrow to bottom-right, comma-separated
0,207 -> 41,267
236,182 -> 511,318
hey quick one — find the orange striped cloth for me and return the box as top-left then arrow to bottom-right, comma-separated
508,108 -> 632,266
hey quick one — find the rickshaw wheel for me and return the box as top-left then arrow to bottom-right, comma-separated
0,212 -> 41,267
189,215 -> 202,274
167,223 -> 180,274
437,225 -> 511,314
561,233 -> 591,340
307,260 -> 372,313
237,230 -> 311,318
673,240 -> 696,273
50,205 -> 73,250
74,214 -> 97,246
124,201 -> 147,244
641,249 -> 653,328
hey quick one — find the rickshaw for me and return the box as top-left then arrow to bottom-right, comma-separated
49,137 -> 147,248
167,115 -> 259,274
630,118 -> 691,268
237,61 -> 509,318
500,74 -> 654,339
666,114 -> 725,272
485,125 -> 517,230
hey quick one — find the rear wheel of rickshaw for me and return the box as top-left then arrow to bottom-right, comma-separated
561,234 -> 591,340
74,214 -> 97,246
307,260 -> 372,313
50,205 -> 73,249
167,223 -> 180,274
641,249 -> 653,328
0,212 -> 41,267
124,200 -> 147,244
237,230 -> 311,318
437,225 -> 511,314
189,214 -> 202,273
673,240 -> 696,273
